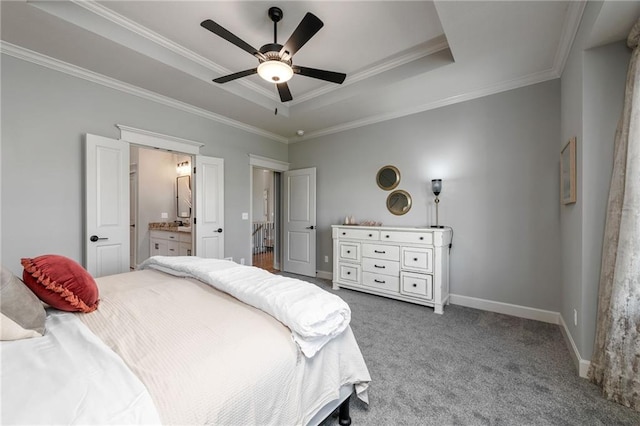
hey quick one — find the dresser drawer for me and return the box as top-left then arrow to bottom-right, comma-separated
401,272 -> 433,300
362,244 -> 400,261
402,247 -> 433,272
380,230 -> 433,245
362,257 -> 399,276
362,272 -> 399,292
339,242 -> 361,262
338,263 -> 360,284
336,228 -> 380,241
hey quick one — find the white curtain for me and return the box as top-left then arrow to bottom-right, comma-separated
588,19 -> 640,411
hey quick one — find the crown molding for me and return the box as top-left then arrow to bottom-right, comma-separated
290,35 -> 450,106
28,0 -> 285,113
552,0 -> 587,77
1,41 -> 288,143
292,68 -> 559,143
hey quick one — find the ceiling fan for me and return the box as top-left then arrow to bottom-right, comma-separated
201,6 -> 346,103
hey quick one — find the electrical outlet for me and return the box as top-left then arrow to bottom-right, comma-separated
160,212 -> 168,219
324,255 -> 329,263
240,258 -> 245,265
241,212 -> 249,220
573,309 -> 578,326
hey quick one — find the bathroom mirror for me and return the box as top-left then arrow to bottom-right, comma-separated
386,190 -> 412,215
176,175 -> 191,218
376,165 -> 400,190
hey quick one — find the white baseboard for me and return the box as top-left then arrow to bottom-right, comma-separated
316,270 -> 332,280
559,314 -> 591,378
449,294 -> 561,324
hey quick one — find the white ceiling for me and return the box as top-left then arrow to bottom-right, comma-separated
1,1 -> 638,143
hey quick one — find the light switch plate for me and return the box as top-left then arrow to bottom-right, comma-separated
241,212 -> 249,220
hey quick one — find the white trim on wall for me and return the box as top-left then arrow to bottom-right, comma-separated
316,270 -> 332,280
248,154 -> 290,172
117,124 -> 204,154
559,314 -> 591,378
0,42 -> 287,143
449,294 -> 561,324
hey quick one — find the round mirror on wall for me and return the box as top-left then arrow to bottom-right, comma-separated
376,165 -> 400,190
386,190 -> 412,215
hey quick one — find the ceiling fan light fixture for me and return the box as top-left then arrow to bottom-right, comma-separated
257,60 -> 293,83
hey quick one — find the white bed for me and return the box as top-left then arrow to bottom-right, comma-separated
1,258 -> 371,425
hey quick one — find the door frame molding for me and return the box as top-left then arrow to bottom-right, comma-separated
117,124 -> 204,153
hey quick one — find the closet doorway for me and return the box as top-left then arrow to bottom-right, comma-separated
251,167 -> 281,273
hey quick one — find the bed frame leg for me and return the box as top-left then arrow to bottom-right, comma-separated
338,395 -> 351,426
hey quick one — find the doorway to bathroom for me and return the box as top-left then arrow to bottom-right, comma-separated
129,145 -> 192,269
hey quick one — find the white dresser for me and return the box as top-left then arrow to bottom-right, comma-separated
332,225 -> 452,314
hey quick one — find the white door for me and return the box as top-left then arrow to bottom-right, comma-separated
129,170 -> 137,269
85,134 -> 130,277
194,155 -> 224,258
283,168 -> 316,277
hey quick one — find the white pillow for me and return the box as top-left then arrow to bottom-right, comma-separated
0,312 -> 43,340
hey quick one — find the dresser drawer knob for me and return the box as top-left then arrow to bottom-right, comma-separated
347,250 -> 351,254
412,283 -> 417,287
347,271 -> 351,275
374,250 -> 386,254
374,264 -> 385,269
368,234 -> 373,237
419,236 -> 424,240
342,232 -> 346,235
374,279 -> 386,284
414,258 -> 418,261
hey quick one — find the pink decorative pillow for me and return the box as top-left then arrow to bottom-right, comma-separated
21,255 -> 99,313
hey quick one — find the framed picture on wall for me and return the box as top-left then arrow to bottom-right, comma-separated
561,137 -> 577,205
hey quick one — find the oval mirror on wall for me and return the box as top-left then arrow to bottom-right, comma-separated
386,190 -> 412,215
376,165 -> 400,190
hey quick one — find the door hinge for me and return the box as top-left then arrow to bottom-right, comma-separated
193,167 -> 196,174
193,217 -> 196,224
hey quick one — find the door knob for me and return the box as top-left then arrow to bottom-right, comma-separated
89,235 -> 108,242
214,228 -> 223,233
306,225 -> 315,230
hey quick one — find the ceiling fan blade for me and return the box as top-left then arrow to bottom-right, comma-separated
279,13 -> 323,58
201,19 -> 266,61
213,68 -> 257,83
293,66 -> 346,84
276,83 -> 293,102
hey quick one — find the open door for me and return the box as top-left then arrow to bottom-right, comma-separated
85,134 -> 130,277
194,155 -> 224,258
283,167 -> 316,277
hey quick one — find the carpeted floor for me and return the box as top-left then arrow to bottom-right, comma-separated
281,273 -> 640,426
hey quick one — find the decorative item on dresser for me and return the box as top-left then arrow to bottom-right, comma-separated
332,225 -> 452,314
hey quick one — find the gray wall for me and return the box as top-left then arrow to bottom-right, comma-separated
560,0 -> 631,360
1,55 -> 287,275
289,80 -> 562,311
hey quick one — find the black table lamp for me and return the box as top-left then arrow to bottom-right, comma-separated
431,179 -> 444,228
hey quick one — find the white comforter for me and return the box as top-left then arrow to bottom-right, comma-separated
1,310 -> 161,425
80,269 -> 370,425
139,256 -> 351,357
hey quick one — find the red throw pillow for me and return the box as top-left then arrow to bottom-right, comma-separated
21,255 -> 99,313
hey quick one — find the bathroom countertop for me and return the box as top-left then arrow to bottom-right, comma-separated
148,222 -> 191,232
